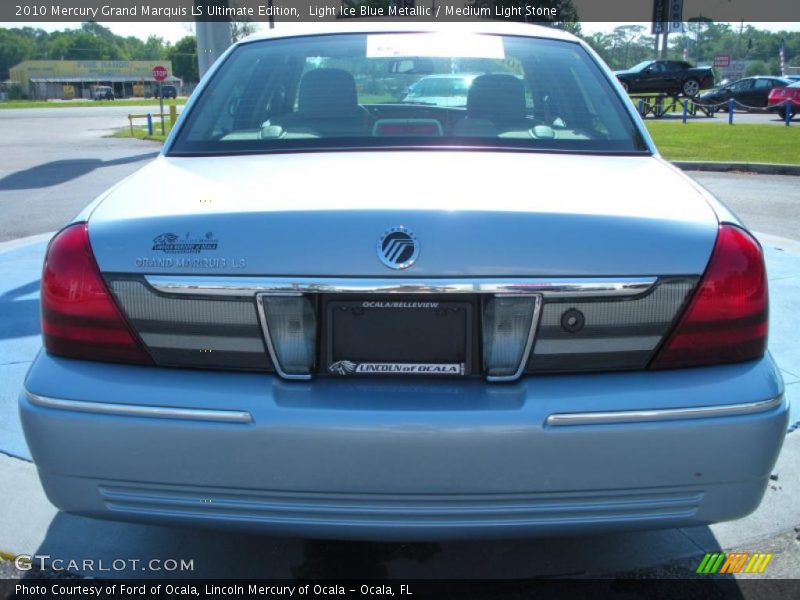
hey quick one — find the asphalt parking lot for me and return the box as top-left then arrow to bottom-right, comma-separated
0,105 -> 799,580
0,106 -> 160,242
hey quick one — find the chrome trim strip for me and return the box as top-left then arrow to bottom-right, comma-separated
25,391 -> 253,424
146,276 -> 657,298
534,336 -> 662,355
486,294 -> 542,383
140,333 -> 264,353
255,292 -> 313,381
545,395 -> 784,427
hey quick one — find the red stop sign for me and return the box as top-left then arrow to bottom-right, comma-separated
152,65 -> 168,81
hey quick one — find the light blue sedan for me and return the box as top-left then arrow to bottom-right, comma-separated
20,22 -> 787,540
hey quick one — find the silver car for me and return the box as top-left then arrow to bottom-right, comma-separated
21,23 -> 787,541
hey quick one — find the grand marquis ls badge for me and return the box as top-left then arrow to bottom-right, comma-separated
377,226 -> 419,270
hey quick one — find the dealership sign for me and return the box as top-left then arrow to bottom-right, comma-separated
714,55 -> 732,68
652,0 -> 684,34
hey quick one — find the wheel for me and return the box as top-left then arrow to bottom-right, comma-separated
780,107 -> 796,120
682,79 -> 700,97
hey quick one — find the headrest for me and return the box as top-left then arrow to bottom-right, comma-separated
298,68 -> 359,116
467,74 -> 526,121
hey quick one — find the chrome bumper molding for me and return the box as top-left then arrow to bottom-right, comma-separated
145,276 -> 656,299
25,391 -> 253,424
546,395 -> 784,427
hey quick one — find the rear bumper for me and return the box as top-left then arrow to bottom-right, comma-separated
20,352 -> 788,540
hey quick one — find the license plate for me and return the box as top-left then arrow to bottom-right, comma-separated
325,299 -> 472,376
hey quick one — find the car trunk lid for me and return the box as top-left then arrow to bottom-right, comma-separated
87,151 -> 718,277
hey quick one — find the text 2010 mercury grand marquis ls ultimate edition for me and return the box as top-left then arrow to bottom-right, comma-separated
20,23 -> 788,540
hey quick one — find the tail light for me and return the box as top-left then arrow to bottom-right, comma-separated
650,224 -> 767,369
41,223 -> 152,365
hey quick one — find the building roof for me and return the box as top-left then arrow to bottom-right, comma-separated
29,76 -> 180,83
9,60 -> 176,82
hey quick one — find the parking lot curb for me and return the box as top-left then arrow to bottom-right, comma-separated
673,161 -> 800,176
0,232 -> 53,254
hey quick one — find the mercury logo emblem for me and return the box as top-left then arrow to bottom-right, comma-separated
377,226 -> 419,270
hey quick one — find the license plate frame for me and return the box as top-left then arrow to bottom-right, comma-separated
324,298 -> 473,377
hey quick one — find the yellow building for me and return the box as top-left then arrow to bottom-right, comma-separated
8,60 -> 180,100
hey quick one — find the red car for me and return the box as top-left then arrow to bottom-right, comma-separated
768,81 -> 800,119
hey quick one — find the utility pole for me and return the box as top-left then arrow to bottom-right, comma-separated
195,0 -> 233,78
661,31 -> 669,59
737,20 -> 744,60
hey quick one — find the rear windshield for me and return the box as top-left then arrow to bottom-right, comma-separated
170,32 -> 648,155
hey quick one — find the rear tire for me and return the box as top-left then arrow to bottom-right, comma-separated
682,79 -> 700,97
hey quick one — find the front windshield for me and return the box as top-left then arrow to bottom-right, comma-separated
170,32 -> 647,155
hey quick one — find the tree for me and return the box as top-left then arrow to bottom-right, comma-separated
0,29 -> 37,79
583,32 -> 614,65
127,35 -> 169,60
685,17 -> 712,64
610,25 -> 647,68
169,36 -> 199,83
744,60 -> 768,76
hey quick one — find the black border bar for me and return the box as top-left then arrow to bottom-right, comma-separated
3,0 -> 800,23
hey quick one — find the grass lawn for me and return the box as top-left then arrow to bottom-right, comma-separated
110,125 -> 169,143
0,98 -> 187,110
646,121 -> 800,164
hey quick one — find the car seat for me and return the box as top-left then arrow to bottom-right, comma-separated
453,74 -> 530,136
275,68 -> 371,137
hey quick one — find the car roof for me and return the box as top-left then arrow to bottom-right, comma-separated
731,76 -> 788,83
240,21 -> 577,44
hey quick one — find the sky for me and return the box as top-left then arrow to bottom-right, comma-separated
2,21 -> 799,43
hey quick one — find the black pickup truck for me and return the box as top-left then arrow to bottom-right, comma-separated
614,60 -> 715,97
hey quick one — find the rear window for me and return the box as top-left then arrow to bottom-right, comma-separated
170,32 -> 648,155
